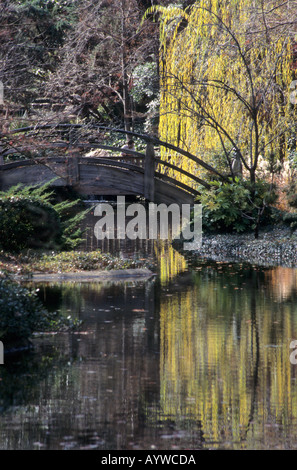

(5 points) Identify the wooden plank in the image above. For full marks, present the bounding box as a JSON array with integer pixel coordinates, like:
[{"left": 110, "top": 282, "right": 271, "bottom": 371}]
[
  {"left": 154, "top": 179, "right": 195, "bottom": 205},
  {"left": 80, "top": 158, "right": 144, "bottom": 173},
  {"left": 1, "top": 160, "right": 35, "bottom": 170},
  {"left": 78, "top": 165, "right": 144, "bottom": 195},
  {"left": 1, "top": 164, "right": 65, "bottom": 190}
]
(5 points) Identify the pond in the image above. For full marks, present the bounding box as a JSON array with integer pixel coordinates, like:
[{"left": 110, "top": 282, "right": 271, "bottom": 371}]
[{"left": 1, "top": 206, "right": 297, "bottom": 450}]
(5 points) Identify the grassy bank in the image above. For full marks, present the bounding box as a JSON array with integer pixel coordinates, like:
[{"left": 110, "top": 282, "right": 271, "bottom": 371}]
[{"left": 0, "top": 250, "right": 146, "bottom": 277}]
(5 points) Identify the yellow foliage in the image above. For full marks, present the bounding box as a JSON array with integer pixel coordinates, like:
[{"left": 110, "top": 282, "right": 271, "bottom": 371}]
[{"left": 149, "top": 1, "right": 297, "bottom": 187}]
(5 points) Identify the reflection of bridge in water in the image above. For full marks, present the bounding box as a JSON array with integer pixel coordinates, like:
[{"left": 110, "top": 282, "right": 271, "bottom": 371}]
[{"left": 0, "top": 135, "right": 204, "bottom": 205}]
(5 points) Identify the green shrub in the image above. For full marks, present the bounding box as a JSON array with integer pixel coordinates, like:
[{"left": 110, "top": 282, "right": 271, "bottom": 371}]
[
  {"left": 0, "top": 278, "right": 49, "bottom": 343},
  {"left": 282, "top": 212, "right": 297, "bottom": 233},
  {"left": 0, "top": 196, "right": 62, "bottom": 252},
  {"left": 0, "top": 277, "right": 81, "bottom": 345},
  {"left": 0, "top": 182, "right": 89, "bottom": 252},
  {"left": 285, "top": 180, "right": 297, "bottom": 210},
  {"left": 199, "top": 177, "right": 277, "bottom": 235}
]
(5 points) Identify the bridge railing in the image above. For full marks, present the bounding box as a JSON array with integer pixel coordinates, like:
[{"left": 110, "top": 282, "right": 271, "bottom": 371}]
[
  {"left": 0, "top": 125, "right": 207, "bottom": 201},
  {"left": 73, "top": 142, "right": 203, "bottom": 200}
]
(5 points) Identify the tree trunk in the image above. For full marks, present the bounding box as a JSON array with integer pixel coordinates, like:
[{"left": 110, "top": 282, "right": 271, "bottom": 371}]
[{"left": 121, "top": 0, "right": 132, "bottom": 133}]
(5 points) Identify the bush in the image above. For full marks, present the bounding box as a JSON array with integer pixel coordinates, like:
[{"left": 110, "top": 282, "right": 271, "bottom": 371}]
[
  {"left": 0, "top": 196, "right": 62, "bottom": 252},
  {"left": 285, "top": 180, "right": 297, "bottom": 210},
  {"left": 0, "top": 182, "right": 89, "bottom": 252},
  {"left": 0, "top": 277, "right": 81, "bottom": 346},
  {"left": 282, "top": 212, "right": 297, "bottom": 233},
  {"left": 199, "top": 177, "right": 277, "bottom": 235},
  {"left": 0, "top": 278, "right": 49, "bottom": 344}
]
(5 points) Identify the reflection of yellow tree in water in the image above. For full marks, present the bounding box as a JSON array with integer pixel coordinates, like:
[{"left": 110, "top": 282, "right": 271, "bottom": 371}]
[
  {"left": 159, "top": 267, "right": 297, "bottom": 448},
  {"left": 154, "top": 241, "right": 188, "bottom": 286}
]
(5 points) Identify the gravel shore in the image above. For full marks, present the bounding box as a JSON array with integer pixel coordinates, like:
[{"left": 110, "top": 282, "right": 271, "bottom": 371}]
[{"left": 191, "top": 226, "right": 297, "bottom": 267}]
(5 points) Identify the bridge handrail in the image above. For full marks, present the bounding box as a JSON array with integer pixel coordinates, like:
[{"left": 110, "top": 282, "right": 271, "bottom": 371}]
[
  {"left": 1, "top": 126, "right": 209, "bottom": 197},
  {"left": 80, "top": 157, "right": 145, "bottom": 173},
  {"left": 154, "top": 170, "right": 201, "bottom": 197},
  {"left": 81, "top": 156, "right": 201, "bottom": 196},
  {"left": 5, "top": 123, "right": 225, "bottom": 179},
  {"left": 82, "top": 155, "right": 206, "bottom": 189},
  {"left": 0, "top": 159, "right": 36, "bottom": 170},
  {"left": 0, "top": 153, "right": 202, "bottom": 197},
  {"left": 155, "top": 157, "right": 210, "bottom": 189}
]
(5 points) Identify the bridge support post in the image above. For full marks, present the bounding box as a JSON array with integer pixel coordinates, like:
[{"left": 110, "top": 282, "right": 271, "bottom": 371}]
[
  {"left": 67, "top": 152, "right": 80, "bottom": 186},
  {"left": 144, "top": 142, "right": 155, "bottom": 202},
  {"left": 0, "top": 147, "right": 3, "bottom": 190}
]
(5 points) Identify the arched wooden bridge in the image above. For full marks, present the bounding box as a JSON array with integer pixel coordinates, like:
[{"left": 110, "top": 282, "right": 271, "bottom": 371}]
[{"left": 0, "top": 140, "right": 205, "bottom": 205}]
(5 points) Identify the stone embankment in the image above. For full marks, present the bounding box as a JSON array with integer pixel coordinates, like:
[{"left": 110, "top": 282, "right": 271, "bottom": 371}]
[{"left": 193, "top": 226, "right": 297, "bottom": 267}]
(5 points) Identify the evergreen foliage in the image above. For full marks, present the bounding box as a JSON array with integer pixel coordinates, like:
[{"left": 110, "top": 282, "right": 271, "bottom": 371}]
[
  {"left": 0, "top": 181, "right": 88, "bottom": 252},
  {"left": 0, "top": 277, "right": 80, "bottom": 344},
  {"left": 0, "top": 278, "right": 48, "bottom": 343}
]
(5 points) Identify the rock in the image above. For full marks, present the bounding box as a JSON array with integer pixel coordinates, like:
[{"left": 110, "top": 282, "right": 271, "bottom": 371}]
[{"left": 191, "top": 226, "right": 297, "bottom": 267}]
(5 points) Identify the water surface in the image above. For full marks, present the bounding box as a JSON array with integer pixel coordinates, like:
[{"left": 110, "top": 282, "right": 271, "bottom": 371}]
[{"left": 1, "top": 219, "right": 297, "bottom": 449}]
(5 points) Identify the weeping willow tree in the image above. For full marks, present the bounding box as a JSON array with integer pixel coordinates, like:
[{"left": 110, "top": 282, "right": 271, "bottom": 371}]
[{"left": 146, "top": 0, "right": 297, "bottom": 186}]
